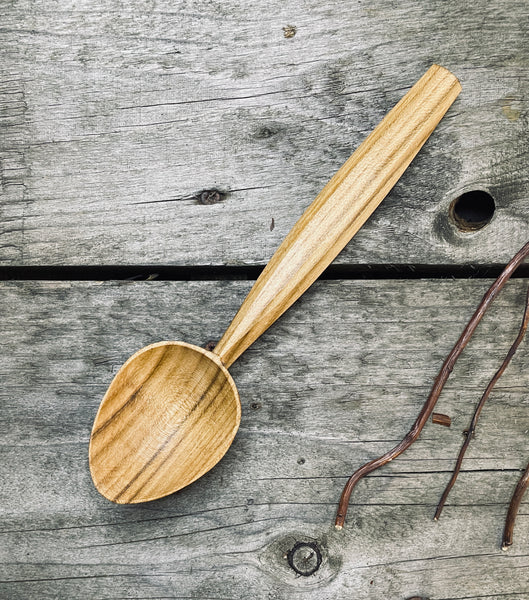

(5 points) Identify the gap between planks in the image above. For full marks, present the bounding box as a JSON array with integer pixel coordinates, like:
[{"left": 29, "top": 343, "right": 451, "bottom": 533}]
[{"left": 3, "top": 263, "right": 529, "bottom": 281}]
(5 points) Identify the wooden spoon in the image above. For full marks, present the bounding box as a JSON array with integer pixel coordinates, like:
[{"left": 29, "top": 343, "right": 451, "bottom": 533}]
[{"left": 89, "top": 65, "right": 461, "bottom": 503}]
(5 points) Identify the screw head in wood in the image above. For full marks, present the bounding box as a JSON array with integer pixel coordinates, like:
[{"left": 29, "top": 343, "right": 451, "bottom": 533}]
[{"left": 286, "top": 541, "right": 322, "bottom": 576}]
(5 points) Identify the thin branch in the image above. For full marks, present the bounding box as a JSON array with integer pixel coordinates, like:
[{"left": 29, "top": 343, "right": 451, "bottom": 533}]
[
  {"left": 335, "top": 240, "right": 529, "bottom": 530},
  {"left": 503, "top": 463, "right": 529, "bottom": 550},
  {"left": 435, "top": 286, "right": 529, "bottom": 521}
]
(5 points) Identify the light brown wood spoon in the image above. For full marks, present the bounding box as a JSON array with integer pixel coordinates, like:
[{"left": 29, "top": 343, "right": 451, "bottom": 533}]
[{"left": 89, "top": 65, "right": 461, "bottom": 503}]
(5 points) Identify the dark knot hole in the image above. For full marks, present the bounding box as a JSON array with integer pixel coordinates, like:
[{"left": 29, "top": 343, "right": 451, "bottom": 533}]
[{"left": 449, "top": 190, "right": 495, "bottom": 232}]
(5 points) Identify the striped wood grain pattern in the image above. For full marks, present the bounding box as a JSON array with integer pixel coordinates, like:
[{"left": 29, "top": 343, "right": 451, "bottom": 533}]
[
  {"left": 215, "top": 65, "right": 461, "bottom": 367},
  {"left": 89, "top": 342, "right": 240, "bottom": 503}
]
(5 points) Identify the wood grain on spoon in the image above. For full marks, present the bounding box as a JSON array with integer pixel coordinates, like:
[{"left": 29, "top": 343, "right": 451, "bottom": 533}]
[
  {"left": 89, "top": 65, "right": 461, "bottom": 504},
  {"left": 214, "top": 65, "right": 462, "bottom": 367},
  {"left": 89, "top": 342, "right": 239, "bottom": 503}
]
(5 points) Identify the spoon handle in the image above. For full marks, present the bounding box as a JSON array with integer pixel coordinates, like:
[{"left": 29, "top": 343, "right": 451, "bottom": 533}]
[{"left": 214, "top": 64, "right": 461, "bottom": 368}]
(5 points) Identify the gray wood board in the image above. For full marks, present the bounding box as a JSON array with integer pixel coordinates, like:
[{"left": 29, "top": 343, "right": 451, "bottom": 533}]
[
  {"left": 1, "top": 0, "right": 529, "bottom": 267},
  {"left": 2, "top": 278, "right": 529, "bottom": 599}
]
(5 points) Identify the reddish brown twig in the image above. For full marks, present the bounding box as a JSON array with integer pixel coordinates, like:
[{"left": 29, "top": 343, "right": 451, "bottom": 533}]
[
  {"left": 335, "top": 240, "right": 529, "bottom": 530},
  {"left": 503, "top": 463, "right": 529, "bottom": 550},
  {"left": 435, "top": 286, "right": 529, "bottom": 521}
]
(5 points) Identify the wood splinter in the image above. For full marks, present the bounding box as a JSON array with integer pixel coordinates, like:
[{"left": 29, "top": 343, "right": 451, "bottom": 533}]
[
  {"left": 335, "top": 240, "right": 529, "bottom": 530},
  {"left": 432, "top": 413, "right": 452, "bottom": 427}
]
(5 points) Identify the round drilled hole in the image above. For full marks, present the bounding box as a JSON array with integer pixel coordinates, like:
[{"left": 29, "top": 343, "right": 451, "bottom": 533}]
[{"left": 449, "top": 190, "right": 495, "bottom": 232}]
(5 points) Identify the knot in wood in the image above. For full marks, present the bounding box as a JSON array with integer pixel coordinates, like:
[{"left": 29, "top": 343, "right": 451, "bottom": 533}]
[
  {"left": 197, "top": 189, "right": 224, "bottom": 205},
  {"left": 287, "top": 541, "right": 322, "bottom": 576},
  {"left": 282, "top": 24, "right": 297, "bottom": 38}
]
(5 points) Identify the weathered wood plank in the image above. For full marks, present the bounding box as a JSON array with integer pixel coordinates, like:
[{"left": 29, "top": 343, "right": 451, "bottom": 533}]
[
  {"left": 2, "top": 279, "right": 529, "bottom": 598},
  {"left": 1, "top": 1, "right": 528, "bottom": 267}
]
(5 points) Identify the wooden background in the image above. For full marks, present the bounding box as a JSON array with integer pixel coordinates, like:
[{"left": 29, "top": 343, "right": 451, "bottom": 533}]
[{"left": 1, "top": 1, "right": 529, "bottom": 598}]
